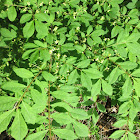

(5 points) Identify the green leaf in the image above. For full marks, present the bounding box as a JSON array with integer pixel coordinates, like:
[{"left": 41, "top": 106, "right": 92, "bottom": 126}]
[
  {"left": 11, "top": 110, "right": 28, "bottom": 140},
  {"left": 13, "top": 67, "right": 34, "bottom": 78},
  {"left": 127, "top": 131, "right": 136, "bottom": 140},
  {"left": 51, "top": 102, "right": 72, "bottom": 112},
  {"left": 8, "top": 6, "right": 17, "bottom": 21},
  {"left": 92, "top": 108, "right": 99, "bottom": 125},
  {"left": 109, "top": 130, "right": 126, "bottom": 139},
  {"left": 23, "top": 20, "right": 35, "bottom": 38},
  {"left": 42, "top": 71, "right": 56, "bottom": 82},
  {"left": 111, "top": 25, "right": 120, "bottom": 38},
  {"left": 40, "top": 49, "right": 50, "bottom": 61},
  {"left": 113, "top": 120, "right": 127, "bottom": 128},
  {"left": 126, "top": 42, "right": 140, "bottom": 55},
  {"left": 68, "top": 69, "right": 78, "bottom": 84},
  {"left": 21, "top": 101, "right": 36, "bottom": 124},
  {"left": 51, "top": 113, "right": 73, "bottom": 125},
  {"left": 134, "top": 78, "right": 140, "bottom": 97},
  {"left": 87, "top": 25, "right": 93, "bottom": 35},
  {"left": 81, "top": 72, "right": 92, "bottom": 90},
  {"left": 102, "top": 80, "right": 113, "bottom": 96},
  {"left": 83, "top": 68, "right": 103, "bottom": 79},
  {"left": 87, "top": 37, "right": 94, "bottom": 46},
  {"left": 97, "top": 103, "right": 106, "bottom": 112},
  {"left": 20, "top": 14, "right": 32, "bottom": 24},
  {"left": 1, "top": 81, "right": 26, "bottom": 92},
  {"left": 34, "top": 40, "right": 45, "bottom": 47},
  {"left": 122, "top": 77, "right": 132, "bottom": 96},
  {"left": 52, "top": 91, "right": 79, "bottom": 106},
  {"left": 0, "top": 109, "right": 14, "bottom": 133},
  {"left": 117, "top": 61, "right": 137, "bottom": 70},
  {"left": 53, "top": 129, "right": 77, "bottom": 140},
  {"left": 132, "top": 69, "right": 140, "bottom": 77},
  {"left": 73, "top": 121, "right": 89, "bottom": 137},
  {"left": 30, "top": 50, "right": 39, "bottom": 63},
  {"left": 22, "top": 49, "right": 36, "bottom": 60},
  {"left": 30, "top": 89, "right": 47, "bottom": 106},
  {"left": 35, "top": 13, "right": 47, "bottom": 21},
  {"left": 35, "top": 20, "right": 48, "bottom": 37},
  {"left": 77, "top": 59, "right": 90, "bottom": 68},
  {"left": 129, "top": 105, "right": 138, "bottom": 121},
  {"left": 70, "top": 108, "right": 89, "bottom": 120},
  {"left": 108, "top": 67, "right": 123, "bottom": 84},
  {"left": 0, "top": 28, "right": 16, "bottom": 38},
  {"left": 26, "top": 130, "right": 47, "bottom": 140},
  {"left": 91, "top": 80, "right": 101, "bottom": 96},
  {"left": 118, "top": 101, "right": 130, "bottom": 114},
  {"left": 0, "top": 96, "right": 18, "bottom": 111},
  {"left": 58, "top": 33, "right": 66, "bottom": 45}
]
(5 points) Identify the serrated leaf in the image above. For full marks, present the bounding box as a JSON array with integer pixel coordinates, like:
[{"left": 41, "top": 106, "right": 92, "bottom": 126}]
[
  {"left": 113, "top": 120, "right": 127, "bottom": 128},
  {"left": 8, "top": 6, "right": 17, "bottom": 21},
  {"left": 0, "top": 109, "right": 14, "bottom": 133},
  {"left": 68, "top": 69, "right": 78, "bottom": 84},
  {"left": 23, "top": 20, "right": 35, "bottom": 38},
  {"left": 20, "top": 14, "right": 32, "bottom": 24},
  {"left": 11, "top": 110, "right": 28, "bottom": 140},
  {"left": 0, "top": 96, "right": 18, "bottom": 111},
  {"left": 132, "top": 69, "right": 140, "bottom": 77},
  {"left": 109, "top": 130, "right": 126, "bottom": 139},
  {"left": 73, "top": 121, "right": 89, "bottom": 137},
  {"left": 1, "top": 81, "right": 26, "bottom": 92},
  {"left": 53, "top": 129, "right": 77, "bottom": 140},
  {"left": 42, "top": 71, "right": 56, "bottom": 82},
  {"left": 13, "top": 68, "right": 34, "bottom": 78},
  {"left": 81, "top": 72, "right": 92, "bottom": 90},
  {"left": 134, "top": 78, "right": 140, "bottom": 97},
  {"left": 70, "top": 108, "right": 89, "bottom": 120},
  {"left": 91, "top": 80, "right": 101, "bottom": 96},
  {"left": 21, "top": 101, "right": 36, "bottom": 124},
  {"left": 51, "top": 113, "right": 73, "bottom": 125},
  {"left": 97, "top": 103, "right": 106, "bottom": 112},
  {"left": 102, "top": 80, "right": 113, "bottom": 96},
  {"left": 26, "top": 130, "right": 47, "bottom": 140}
]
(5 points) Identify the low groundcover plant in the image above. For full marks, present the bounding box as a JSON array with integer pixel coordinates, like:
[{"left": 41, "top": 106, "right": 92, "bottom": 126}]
[{"left": 0, "top": 0, "right": 140, "bottom": 139}]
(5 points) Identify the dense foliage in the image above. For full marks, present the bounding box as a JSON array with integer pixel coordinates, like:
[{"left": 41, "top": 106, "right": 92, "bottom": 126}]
[{"left": 0, "top": 0, "right": 140, "bottom": 139}]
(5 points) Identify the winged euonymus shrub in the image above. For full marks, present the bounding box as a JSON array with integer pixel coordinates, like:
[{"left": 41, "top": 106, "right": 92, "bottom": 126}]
[{"left": 0, "top": 0, "right": 140, "bottom": 139}]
